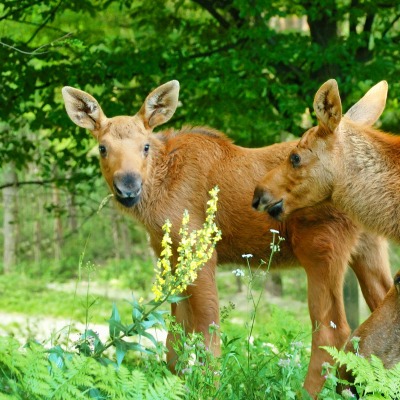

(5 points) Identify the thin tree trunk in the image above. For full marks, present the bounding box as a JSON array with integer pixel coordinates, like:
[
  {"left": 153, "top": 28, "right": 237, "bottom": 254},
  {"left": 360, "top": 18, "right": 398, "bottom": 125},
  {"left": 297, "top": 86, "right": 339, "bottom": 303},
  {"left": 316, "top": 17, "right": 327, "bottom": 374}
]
[
  {"left": 111, "top": 210, "right": 121, "bottom": 260},
  {"left": 3, "top": 162, "right": 18, "bottom": 273},
  {"left": 344, "top": 268, "right": 359, "bottom": 330},
  {"left": 120, "top": 216, "right": 132, "bottom": 259},
  {"left": 52, "top": 184, "right": 63, "bottom": 262},
  {"left": 265, "top": 272, "right": 283, "bottom": 297},
  {"left": 34, "top": 196, "right": 42, "bottom": 264},
  {"left": 67, "top": 191, "right": 78, "bottom": 232}
]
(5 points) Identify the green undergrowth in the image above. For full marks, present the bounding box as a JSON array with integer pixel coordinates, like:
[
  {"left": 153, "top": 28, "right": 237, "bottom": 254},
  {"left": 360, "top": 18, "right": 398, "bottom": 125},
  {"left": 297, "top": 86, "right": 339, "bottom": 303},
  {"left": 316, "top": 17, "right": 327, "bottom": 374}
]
[
  {"left": 1, "top": 188, "right": 398, "bottom": 399},
  {"left": 0, "top": 274, "right": 133, "bottom": 325},
  {"left": 0, "top": 336, "right": 184, "bottom": 400},
  {"left": 322, "top": 346, "right": 400, "bottom": 399}
]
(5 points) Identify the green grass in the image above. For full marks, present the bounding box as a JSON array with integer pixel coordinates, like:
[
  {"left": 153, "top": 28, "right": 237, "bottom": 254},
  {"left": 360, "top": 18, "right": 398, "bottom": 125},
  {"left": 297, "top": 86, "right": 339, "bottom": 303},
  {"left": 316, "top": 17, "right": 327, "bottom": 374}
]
[
  {"left": 5, "top": 257, "right": 398, "bottom": 399},
  {"left": 0, "top": 274, "right": 134, "bottom": 324},
  {"left": 0, "top": 264, "right": 311, "bottom": 335}
]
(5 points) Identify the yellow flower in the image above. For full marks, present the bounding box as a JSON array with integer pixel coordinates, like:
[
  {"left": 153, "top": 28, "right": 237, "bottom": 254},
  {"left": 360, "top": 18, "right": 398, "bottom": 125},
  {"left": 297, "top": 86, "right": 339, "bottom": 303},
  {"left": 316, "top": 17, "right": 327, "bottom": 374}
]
[{"left": 151, "top": 186, "right": 221, "bottom": 302}]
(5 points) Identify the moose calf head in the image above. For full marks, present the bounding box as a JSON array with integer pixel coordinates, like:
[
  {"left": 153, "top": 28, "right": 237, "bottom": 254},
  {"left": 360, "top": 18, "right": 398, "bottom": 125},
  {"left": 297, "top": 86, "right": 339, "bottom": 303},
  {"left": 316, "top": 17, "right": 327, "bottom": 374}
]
[
  {"left": 253, "top": 80, "right": 388, "bottom": 220},
  {"left": 62, "top": 81, "right": 180, "bottom": 207}
]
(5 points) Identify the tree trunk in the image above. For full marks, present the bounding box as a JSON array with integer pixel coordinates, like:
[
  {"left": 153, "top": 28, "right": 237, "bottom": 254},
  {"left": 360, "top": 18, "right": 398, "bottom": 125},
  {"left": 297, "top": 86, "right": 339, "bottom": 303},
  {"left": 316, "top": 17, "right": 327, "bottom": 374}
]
[
  {"left": 265, "top": 272, "right": 283, "bottom": 297},
  {"left": 344, "top": 268, "right": 359, "bottom": 331},
  {"left": 3, "top": 163, "right": 18, "bottom": 273},
  {"left": 111, "top": 210, "right": 121, "bottom": 260},
  {"left": 303, "top": 0, "right": 339, "bottom": 80},
  {"left": 67, "top": 192, "right": 78, "bottom": 232},
  {"left": 34, "top": 217, "right": 41, "bottom": 264},
  {"left": 120, "top": 216, "right": 133, "bottom": 259},
  {"left": 52, "top": 185, "right": 63, "bottom": 263}
]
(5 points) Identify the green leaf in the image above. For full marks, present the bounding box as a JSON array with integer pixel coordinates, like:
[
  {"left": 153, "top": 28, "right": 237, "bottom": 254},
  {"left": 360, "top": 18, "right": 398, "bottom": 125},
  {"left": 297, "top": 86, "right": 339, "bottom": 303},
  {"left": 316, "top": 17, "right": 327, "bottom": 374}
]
[
  {"left": 166, "top": 294, "right": 188, "bottom": 304},
  {"left": 149, "top": 310, "right": 167, "bottom": 330},
  {"left": 115, "top": 339, "right": 127, "bottom": 366},
  {"left": 109, "top": 303, "right": 123, "bottom": 339},
  {"left": 139, "top": 330, "right": 159, "bottom": 347},
  {"left": 132, "top": 304, "right": 143, "bottom": 321}
]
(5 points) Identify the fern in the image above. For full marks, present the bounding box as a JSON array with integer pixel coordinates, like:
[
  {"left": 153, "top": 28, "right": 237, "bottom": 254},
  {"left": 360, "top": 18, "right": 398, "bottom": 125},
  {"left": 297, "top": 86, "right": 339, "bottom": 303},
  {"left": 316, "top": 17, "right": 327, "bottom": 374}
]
[
  {"left": 0, "top": 337, "right": 185, "bottom": 400},
  {"left": 127, "top": 369, "right": 147, "bottom": 399},
  {"left": 145, "top": 375, "right": 186, "bottom": 400},
  {"left": 325, "top": 346, "right": 400, "bottom": 399},
  {"left": 49, "top": 355, "right": 95, "bottom": 399}
]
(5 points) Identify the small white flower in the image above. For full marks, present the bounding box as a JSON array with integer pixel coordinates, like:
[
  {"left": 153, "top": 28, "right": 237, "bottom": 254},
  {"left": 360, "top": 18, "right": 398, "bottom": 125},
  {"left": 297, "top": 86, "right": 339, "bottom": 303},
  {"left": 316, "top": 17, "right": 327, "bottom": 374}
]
[
  {"left": 241, "top": 253, "right": 253, "bottom": 258},
  {"left": 270, "top": 229, "right": 279, "bottom": 234},
  {"left": 209, "top": 321, "right": 220, "bottom": 329},
  {"left": 263, "top": 342, "right": 279, "bottom": 354},
  {"left": 291, "top": 341, "right": 303, "bottom": 349},
  {"left": 270, "top": 243, "right": 280, "bottom": 251},
  {"left": 278, "top": 358, "right": 291, "bottom": 368},
  {"left": 341, "top": 388, "right": 356, "bottom": 398},
  {"left": 330, "top": 321, "right": 337, "bottom": 329},
  {"left": 188, "top": 352, "right": 196, "bottom": 366},
  {"left": 232, "top": 269, "right": 245, "bottom": 277}
]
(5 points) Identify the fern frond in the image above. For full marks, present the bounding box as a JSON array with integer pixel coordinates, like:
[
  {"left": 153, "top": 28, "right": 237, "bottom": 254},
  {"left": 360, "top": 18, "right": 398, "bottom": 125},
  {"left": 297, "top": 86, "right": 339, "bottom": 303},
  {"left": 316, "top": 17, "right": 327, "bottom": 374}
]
[
  {"left": 128, "top": 369, "right": 147, "bottom": 399},
  {"left": 145, "top": 375, "right": 185, "bottom": 400},
  {"left": 21, "top": 342, "right": 53, "bottom": 398},
  {"left": 325, "top": 346, "right": 400, "bottom": 399}
]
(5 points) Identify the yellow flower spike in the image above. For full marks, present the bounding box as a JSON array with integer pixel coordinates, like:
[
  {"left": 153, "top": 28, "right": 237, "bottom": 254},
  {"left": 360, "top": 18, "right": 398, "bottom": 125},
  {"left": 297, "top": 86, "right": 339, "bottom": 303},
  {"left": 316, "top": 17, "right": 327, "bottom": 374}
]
[{"left": 151, "top": 186, "right": 222, "bottom": 303}]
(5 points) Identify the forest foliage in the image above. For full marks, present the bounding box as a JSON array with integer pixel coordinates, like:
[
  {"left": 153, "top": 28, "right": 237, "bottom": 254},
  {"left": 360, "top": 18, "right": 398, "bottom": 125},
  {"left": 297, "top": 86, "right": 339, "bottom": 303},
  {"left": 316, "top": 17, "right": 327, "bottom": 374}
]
[
  {"left": 2, "top": 0, "right": 400, "bottom": 178},
  {"left": 1, "top": 2, "right": 400, "bottom": 398},
  {"left": 2, "top": 0, "right": 400, "bottom": 269}
]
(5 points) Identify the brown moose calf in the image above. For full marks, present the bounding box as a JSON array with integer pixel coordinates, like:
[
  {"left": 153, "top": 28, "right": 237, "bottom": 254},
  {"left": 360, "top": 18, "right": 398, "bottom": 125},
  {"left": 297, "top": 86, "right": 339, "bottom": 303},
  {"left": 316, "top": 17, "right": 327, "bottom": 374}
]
[
  {"left": 61, "top": 80, "right": 392, "bottom": 397},
  {"left": 337, "top": 271, "right": 400, "bottom": 395},
  {"left": 345, "top": 270, "right": 400, "bottom": 368}
]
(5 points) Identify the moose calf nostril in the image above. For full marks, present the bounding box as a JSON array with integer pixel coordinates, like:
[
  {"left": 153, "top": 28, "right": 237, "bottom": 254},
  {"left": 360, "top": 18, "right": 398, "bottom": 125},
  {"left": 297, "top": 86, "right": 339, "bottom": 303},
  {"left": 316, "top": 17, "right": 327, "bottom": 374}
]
[
  {"left": 113, "top": 183, "right": 123, "bottom": 196},
  {"left": 268, "top": 200, "right": 283, "bottom": 220},
  {"left": 113, "top": 173, "right": 142, "bottom": 200},
  {"left": 252, "top": 195, "right": 261, "bottom": 210}
]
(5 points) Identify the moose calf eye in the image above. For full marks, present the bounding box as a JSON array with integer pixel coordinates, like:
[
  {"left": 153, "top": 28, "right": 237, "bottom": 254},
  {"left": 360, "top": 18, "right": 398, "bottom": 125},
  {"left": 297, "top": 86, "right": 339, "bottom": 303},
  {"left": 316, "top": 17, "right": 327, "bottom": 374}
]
[
  {"left": 99, "top": 145, "right": 107, "bottom": 157},
  {"left": 290, "top": 153, "right": 301, "bottom": 167},
  {"left": 144, "top": 143, "right": 150, "bottom": 154}
]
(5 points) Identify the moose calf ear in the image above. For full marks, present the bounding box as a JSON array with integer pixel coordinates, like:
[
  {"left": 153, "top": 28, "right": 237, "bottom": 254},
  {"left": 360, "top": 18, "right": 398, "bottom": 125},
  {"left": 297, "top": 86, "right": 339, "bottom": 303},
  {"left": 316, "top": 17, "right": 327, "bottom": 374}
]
[
  {"left": 345, "top": 81, "right": 388, "bottom": 126},
  {"left": 62, "top": 87, "right": 106, "bottom": 131},
  {"left": 138, "top": 80, "right": 180, "bottom": 129},
  {"left": 313, "top": 79, "right": 342, "bottom": 132}
]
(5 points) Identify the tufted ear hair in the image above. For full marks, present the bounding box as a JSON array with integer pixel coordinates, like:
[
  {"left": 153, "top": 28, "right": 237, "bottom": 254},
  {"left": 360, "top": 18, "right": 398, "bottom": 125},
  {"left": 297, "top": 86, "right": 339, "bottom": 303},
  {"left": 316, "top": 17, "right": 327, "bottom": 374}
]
[
  {"left": 62, "top": 87, "right": 107, "bottom": 131},
  {"left": 345, "top": 81, "right": 388, "bottom": 126},
  {"left": 138, "top": 80, "right": 180, "bottom": 129},
  {"left": 313, "top": 79, "right": 342, "bottom": 132}
]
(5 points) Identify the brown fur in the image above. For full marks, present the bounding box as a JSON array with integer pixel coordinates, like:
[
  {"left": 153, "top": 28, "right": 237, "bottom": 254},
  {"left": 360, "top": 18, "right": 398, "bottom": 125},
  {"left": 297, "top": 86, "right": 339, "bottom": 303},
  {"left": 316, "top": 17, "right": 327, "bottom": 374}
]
[
  {"left": 62, "top": 81, "right": 392, "bottom": 397},
  {"left": 339, "top": 271, "right": 400, "bottom": 390},
  {"left": 254, "top": 80, "right": 400, "bottom": 242}
]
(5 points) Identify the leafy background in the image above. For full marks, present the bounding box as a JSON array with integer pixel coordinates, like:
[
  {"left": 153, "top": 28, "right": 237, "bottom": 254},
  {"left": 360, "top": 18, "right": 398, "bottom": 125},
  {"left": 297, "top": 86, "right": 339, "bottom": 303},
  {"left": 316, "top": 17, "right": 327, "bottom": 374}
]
[{"left": 1, "top": 1, "right": 400, "bottom": 398}]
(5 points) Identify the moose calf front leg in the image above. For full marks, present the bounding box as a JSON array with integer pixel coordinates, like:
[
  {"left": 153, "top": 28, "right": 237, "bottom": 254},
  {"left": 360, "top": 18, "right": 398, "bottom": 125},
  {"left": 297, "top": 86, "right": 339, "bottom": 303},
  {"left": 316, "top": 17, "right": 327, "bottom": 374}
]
[
  {"left": 304, "top": 266, "right": 351, "bottom": 398},
  {"left": 349, "top": 233, "right": 392, "bottom": 311},
  {"left": 166, "top": 255, "right": 220, "bottom": 371}
]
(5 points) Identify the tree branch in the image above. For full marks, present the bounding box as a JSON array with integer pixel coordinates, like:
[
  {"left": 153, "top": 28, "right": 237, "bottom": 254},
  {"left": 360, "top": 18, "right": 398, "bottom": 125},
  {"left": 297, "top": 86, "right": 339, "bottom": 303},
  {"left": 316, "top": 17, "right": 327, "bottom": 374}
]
[
  {"left": 26, "top": 0, "right": 65, "bottom": 45},
  {"left": 0, "top": 0, "right": 44, "bottom": 22},
  {"left": 0, "top": 175, "right": 87, "bottom": 190},
  {"left": 363, "top": 13, "right": 375, "bottom": 35},
  {"left": 2, "top": 18, "right": 66, "bottom": 33},
  {"left": 349, "top": 0, "right": 359, "bottom": 34},
  {"left": 186, "top": 38, "right": 247, "bottom": 59},
  {"left": 191, "top": 0, "right": 230, "bottom": 29},
  {"left": 0, "top": 32, "right": 73, "bottom": 56},
  {"left": 354, "top": 13, "right": 375, "bottom": 62},
  {"left": 382, "top": 13, "right": 400, "bottom": 38}
]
